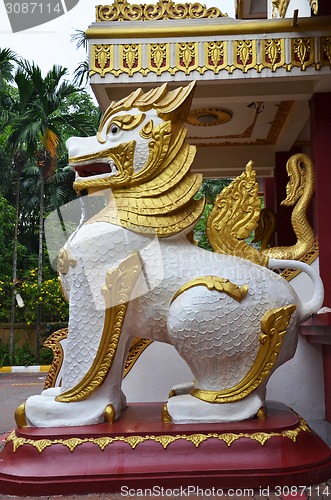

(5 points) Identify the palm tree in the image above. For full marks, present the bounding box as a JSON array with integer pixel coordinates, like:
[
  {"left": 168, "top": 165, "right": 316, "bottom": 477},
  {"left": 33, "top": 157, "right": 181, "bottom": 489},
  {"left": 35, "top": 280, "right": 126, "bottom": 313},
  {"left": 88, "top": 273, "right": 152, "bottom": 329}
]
[
  {"left": 6, "top": 61, "right": 95, "bottom": 360},
  {"left": 71, "top": 29, "right": 90, "bottom": 87}
]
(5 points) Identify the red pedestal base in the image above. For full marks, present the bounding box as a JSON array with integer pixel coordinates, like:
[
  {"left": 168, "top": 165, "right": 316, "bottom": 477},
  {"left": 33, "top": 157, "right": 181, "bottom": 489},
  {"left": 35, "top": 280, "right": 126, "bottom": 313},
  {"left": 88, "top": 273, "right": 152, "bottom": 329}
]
[{"left": 0, "top": 401, "right": 331, "bottom": 496}]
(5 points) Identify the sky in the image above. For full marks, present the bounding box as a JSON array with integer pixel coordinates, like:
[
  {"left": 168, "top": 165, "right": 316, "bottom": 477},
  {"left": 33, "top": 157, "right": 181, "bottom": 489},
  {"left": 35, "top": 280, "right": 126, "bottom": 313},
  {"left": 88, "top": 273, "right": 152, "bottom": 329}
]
[{"left": 0, "top": 0, "right": 234, "bottom": 83}]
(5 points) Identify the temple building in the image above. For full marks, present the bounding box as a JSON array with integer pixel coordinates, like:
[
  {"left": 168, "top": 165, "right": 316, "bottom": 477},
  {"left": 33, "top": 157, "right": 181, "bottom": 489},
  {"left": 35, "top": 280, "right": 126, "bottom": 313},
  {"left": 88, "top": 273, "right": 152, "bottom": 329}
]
[{"left": 85, "top": 0, "right": 331, "bottom": 426}]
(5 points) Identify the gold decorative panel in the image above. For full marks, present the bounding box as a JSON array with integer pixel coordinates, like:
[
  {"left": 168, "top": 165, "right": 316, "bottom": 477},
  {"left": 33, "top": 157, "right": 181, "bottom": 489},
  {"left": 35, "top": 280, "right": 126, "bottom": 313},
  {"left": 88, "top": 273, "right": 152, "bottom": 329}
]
[
  {"left": 119, "top": 43, "right": 142, "bottom": 76},
  {"left": 290, "top": 38, "right": 315, "bottom": 71},
  {"left": 175, "top": 42, "right": 199, "bottom": 75},
  {"left": 90, "top": 36, "right": 329, "bottom": 78},
  {"left": 91, "top": 44, "right": 114, "bottom": 77},
  {"left": 204, "top": 41, "right": 228, "bottom": 74},
  {"left": 148, "top": 43, "right": 170, "bottom": 75},
  {"left": 262, "top": 38, "right": 285, "bottom": 72}
]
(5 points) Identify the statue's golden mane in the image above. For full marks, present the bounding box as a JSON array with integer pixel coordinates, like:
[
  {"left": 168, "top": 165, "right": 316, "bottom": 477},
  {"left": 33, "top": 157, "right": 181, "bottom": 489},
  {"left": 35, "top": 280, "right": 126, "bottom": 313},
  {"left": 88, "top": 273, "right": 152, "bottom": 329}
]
[{"left": 85, "top": 82, "right": 205, "bottom": 237}]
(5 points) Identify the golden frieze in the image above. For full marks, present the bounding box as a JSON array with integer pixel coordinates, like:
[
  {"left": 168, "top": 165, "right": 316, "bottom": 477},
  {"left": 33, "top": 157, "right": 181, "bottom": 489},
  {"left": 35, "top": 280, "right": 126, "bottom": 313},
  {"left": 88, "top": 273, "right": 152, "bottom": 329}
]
[
  {"left": 186, "top": 108, "right": 232, "bottom": 127},
  {"left": 96, "top": 0, "right": 227, "bottom": 22}
]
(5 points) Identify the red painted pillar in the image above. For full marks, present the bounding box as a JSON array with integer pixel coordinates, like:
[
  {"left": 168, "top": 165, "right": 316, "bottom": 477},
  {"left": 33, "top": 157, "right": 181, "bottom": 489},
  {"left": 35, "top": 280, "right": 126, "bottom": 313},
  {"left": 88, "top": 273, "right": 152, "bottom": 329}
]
[
  {"left": 310, "top": 92, "right": 331, "bottom": 421},
  {"left": 316, "top": 1, "right": 331, "bottom": 15},
  {"left": 263, "top": 177, "right": 275, "bottom": 212}
]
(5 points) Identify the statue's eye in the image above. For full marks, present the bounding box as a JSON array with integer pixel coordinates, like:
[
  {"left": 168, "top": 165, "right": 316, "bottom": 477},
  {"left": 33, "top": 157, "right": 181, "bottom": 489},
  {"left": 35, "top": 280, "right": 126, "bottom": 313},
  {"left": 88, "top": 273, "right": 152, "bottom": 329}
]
[{"left": 110, "top": 124, "right": 119, "bottom": 134}]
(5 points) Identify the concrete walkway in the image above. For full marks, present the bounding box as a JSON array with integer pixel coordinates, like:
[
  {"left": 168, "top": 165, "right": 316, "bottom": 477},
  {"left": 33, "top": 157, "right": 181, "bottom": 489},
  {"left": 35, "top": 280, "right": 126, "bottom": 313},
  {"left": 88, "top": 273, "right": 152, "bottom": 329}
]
[{"left": 0, "top": 373, "right": 330, "bottom": 500}]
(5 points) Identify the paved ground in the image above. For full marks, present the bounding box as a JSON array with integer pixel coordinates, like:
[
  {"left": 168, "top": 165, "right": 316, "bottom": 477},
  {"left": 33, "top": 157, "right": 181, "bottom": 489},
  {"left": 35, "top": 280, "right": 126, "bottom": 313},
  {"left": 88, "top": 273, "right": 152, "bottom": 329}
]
[{"left": 0, "top": 373, "right": 330, "bottom": 500}]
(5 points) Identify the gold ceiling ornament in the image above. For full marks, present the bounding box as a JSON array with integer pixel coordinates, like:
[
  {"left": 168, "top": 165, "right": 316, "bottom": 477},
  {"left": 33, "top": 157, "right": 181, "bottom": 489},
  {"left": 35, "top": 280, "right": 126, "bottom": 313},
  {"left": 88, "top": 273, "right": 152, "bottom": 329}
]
[
  {"left": 206, "top": 161, "right": 269, "bottom": 268},
  {"left": 262, "top": 154, "right": 315, "bottom": 261},
  {"left": 186, "top": 108, "right": 232, "bottom": 127},
  {"left": 6, "top": 412, "right": 310, "bottom": 453},
  {"left": 171, "top": 276, "right": 248, "bottom": 304},
  {"left": 55, "top": 253, "right": 143, "bottom": 403},
  {"left": 95, "top": 0, "right": 227, "bottom": 22},
  {"left": 191, "top": 304, "right": 296, "bottom": 404}
]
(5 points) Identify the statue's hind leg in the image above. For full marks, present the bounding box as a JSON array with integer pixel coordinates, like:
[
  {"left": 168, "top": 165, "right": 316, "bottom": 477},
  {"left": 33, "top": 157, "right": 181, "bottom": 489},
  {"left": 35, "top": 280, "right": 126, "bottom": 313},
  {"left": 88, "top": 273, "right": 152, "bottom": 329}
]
[{"left": 165, "top": 278, "right": 297, "bottom": 424}]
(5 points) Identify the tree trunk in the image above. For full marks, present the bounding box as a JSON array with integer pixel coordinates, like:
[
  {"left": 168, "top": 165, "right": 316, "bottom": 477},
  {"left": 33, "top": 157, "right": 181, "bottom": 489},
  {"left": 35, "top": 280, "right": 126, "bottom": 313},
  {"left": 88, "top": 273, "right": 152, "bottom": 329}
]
[
  {"left": 9, "top": 152, "right": 25, "bottom": 364},
  {"left": 36, "top": 157, "right": 46, "bottom": 363}
]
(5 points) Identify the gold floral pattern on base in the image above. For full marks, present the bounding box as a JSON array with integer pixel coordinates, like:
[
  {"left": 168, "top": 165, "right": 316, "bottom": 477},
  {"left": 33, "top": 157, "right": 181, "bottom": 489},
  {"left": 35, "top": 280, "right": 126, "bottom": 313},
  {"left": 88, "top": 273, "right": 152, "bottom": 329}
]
[{"left": 5, "top": 415, "right": 310, "bottom": 453}]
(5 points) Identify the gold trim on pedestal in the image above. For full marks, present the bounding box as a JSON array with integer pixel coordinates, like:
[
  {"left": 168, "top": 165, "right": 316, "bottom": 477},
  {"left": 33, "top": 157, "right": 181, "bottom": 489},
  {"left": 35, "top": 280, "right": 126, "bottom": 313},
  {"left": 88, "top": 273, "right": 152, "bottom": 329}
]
[{"left": 5, "top": 414, "right": 311, "bottom": 453}]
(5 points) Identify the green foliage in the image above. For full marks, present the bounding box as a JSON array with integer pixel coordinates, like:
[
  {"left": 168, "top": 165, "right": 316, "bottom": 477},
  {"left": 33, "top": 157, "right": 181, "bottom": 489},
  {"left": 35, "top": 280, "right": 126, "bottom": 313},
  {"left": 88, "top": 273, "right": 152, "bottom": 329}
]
[
  {"left": 0, "top": 339, "right": 53, "bottom": 367},
  {"left": 193, "top": 178, "right": 232, "bottom": 251}
]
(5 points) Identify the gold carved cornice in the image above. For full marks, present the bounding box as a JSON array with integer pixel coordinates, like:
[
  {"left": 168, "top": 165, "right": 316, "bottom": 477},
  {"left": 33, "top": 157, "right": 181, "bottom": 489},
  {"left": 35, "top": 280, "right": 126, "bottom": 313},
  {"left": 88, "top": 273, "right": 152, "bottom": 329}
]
[
  {"left": 87, "top": 16, "right": 331, "bottom": 39},
  {"left": 96, "top": 0, "right": 227, "bottom": 22}
]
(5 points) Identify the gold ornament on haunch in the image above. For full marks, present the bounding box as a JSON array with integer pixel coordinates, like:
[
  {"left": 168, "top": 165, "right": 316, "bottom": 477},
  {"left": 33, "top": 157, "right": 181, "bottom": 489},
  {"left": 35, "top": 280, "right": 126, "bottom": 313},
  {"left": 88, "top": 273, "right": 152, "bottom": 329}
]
[
  {"left": 55, "top": 252, "right": 143, "bottom": 403},
  {"left": 6, "top": 414, "right": 310, "bottom": 453},
  {"left": 191, "top": 304, "right": 296, "bottom": 404},
  {"left": 172, "top": 276, "right": 248, "bottom": 304},
  {"left": 72, "top": 82, "right": 205, "bottom": 238}
]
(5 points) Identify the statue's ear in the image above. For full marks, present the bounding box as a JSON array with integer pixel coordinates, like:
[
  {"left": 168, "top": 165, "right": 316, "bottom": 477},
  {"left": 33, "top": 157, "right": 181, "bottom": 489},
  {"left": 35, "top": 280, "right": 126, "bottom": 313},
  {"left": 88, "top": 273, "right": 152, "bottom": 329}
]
[{"left": 156, "top": 81, "right": 196, "bottom": 123}]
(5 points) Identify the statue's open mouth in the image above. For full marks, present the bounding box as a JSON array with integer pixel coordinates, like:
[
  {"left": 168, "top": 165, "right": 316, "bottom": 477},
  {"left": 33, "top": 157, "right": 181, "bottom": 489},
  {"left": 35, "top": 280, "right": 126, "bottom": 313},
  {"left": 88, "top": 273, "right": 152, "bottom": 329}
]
[{"left": 71, "top": 159, "right": 118, "bottom": 180}]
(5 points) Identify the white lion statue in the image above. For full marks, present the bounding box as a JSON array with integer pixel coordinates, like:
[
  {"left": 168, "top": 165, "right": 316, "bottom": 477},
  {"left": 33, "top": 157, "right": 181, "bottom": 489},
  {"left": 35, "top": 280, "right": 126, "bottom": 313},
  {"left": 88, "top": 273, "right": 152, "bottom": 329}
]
[{"left": 19, "top": 82, "right": 323, "bottom": 428}]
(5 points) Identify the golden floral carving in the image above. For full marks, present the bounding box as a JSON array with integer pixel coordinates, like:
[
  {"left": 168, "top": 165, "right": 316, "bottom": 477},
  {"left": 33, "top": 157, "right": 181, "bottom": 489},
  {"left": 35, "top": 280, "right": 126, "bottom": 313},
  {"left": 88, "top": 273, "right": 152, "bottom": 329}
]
[
  {"left": 5, "top": 415, "right": 311, "bottom": 453},
  {"left": 206, "top": 161, "right": 268, "bottom": 267},
  {"left": 233, "top": 40, "right": 257, "bottom": 73},
  {"left": 176, "top": 42, "right": 198, "bottom": 74},
  {"left": 262, "top": 38, "right": 285, "bottom": 72},
  {"left": 92, "top": 44, "right": 113, "bottom": 77},
  {"left": 148, "top": 43, "right": 170, "bottom": 75},
  {"left": 96, "top": 0, "right": 227, "bottom": 22},
  {"left": 291, "top": 38, "right": 314, "bottom": 70},
  {"left": 120, "top": 44, "right": 142, "bottom": 76},
  {"left": 204, "top": 41, "right": 227, "bottom": 73}
]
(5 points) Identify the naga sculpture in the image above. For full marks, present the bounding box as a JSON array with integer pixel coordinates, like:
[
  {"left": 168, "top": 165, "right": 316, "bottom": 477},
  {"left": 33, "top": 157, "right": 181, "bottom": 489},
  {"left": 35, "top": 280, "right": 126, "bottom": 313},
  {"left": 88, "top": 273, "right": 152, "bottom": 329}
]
[{"left": 19, "top": 82, "right": 323, "bottom": 428}]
